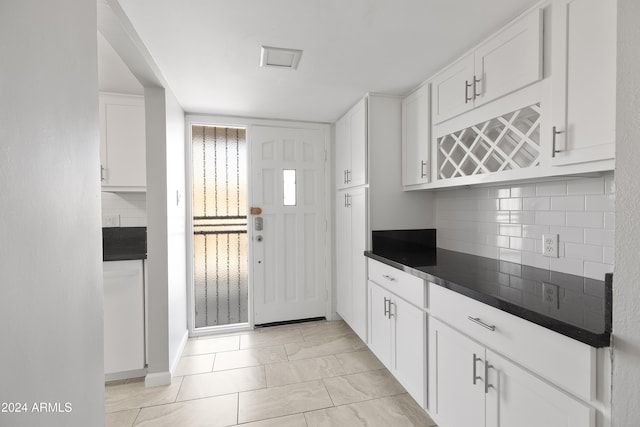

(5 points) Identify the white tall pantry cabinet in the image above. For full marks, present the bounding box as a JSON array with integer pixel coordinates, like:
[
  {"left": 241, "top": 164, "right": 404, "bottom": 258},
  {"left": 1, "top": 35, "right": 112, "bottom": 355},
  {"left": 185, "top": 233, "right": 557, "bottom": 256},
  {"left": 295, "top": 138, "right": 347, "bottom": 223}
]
[{"left": 334, "top": 94, "right": 433, "bottom": 343}]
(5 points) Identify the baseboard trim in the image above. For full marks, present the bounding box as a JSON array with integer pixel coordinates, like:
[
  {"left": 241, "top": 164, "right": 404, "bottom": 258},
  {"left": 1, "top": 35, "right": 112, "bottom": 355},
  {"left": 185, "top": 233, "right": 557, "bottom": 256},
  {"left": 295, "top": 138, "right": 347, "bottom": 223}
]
[
  {"left": 170, "top": 329, "right": 189, "bottom": 377},
  {"left": 105, "top": 368, "right": 147, "bottom": 383}
]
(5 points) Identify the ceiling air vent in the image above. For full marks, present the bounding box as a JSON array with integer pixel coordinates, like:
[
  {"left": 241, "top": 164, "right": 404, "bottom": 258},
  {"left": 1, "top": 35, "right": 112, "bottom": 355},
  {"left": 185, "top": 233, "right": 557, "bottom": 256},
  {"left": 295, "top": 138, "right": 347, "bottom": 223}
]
[{"left": 260, "top": 46, "right": 303, "bottom": 70}]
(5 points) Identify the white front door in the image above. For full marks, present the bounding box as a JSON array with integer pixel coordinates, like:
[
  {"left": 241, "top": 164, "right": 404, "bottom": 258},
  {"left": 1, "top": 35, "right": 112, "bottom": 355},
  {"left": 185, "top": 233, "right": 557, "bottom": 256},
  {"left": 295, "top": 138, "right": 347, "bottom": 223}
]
[{"left": 250, "top": 125, "right": 328, "bottom": 324}]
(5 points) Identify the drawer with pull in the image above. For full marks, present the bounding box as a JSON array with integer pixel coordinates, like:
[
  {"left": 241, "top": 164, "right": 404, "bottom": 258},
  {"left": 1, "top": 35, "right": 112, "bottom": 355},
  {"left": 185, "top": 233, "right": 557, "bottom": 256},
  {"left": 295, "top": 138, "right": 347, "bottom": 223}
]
[
  {"left": 429, "top": 283, "right": 596, "bottom": 401},
  {"left": 368, "top": 258, "right": 425, "bottom": 308}
]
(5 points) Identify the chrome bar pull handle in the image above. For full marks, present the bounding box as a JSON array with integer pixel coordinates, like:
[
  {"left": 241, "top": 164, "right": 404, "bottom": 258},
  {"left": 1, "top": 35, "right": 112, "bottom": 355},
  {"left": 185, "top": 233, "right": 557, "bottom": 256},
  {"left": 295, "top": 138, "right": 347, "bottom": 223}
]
[
  {"left": 382, "top": 274, "right": 396, "bottom": 282},
  {"left": 388, "top": 301, "right": 394, "bottom": 319},
  {"left": 100, "top": 165, "right": 105, "bottom": 182},
  {"left": 485, "top": 360, "right": 495, "bottom": 394},
  {"left": 552, "top": 126, "right": 563, "bottom": 158},
  {"left": 420, "top": 160, "right": 427, "bottom": 178},
  {"left": 467, "top": 316, "right": 496, "bottom": 331},
  {"left": 383, "top": 297, "right": 390, "bottom": 317},
  {"left": 465, "top": 80, "right": 473, "bottom": 103},
  {"left": 473, "top": 75, "right": 481, "bottom": 98},
  {"left": 472, "top": 353, "right": 482, "bottom": 385},
  {"left": 347, "top": 169, "right": 351, "bottom": 183}
]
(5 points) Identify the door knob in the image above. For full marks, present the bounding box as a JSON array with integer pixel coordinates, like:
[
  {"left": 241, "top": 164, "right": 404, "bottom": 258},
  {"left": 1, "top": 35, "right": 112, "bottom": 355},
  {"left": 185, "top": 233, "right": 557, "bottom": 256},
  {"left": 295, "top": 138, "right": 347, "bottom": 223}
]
[{"left": 250, "top": 207, "right": 262, "bottom": 215}]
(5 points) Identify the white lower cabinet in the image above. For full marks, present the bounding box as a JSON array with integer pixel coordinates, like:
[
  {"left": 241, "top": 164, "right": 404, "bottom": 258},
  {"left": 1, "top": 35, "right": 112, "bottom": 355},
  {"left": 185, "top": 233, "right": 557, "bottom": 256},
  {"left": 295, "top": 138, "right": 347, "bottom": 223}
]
[
  {"left": 336, "top": 187, "right": 367, "bottom": 341},
  {"left": 429, "top": 317, "right": 595, "bottom": 427},
  {"left": 368, "top": 279, "right": 426, "bottom": 407},
  {"left": 103, "top": 260, "right": 145, "bottom": 379}
]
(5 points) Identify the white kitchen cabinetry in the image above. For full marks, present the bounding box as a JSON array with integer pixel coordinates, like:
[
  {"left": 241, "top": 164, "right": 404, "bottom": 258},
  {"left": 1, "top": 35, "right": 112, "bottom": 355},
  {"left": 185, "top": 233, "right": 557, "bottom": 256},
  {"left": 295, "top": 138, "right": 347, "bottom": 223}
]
[
  {"left": 429, "top": 318, "right": 594, "bottom": 427},
  {"left": 103, "top": 260, "right": 145, "bottom": 379},
  {"left": 367, "top": 260, "right": 426, "bottom": 407},
  {"left": 550, "top": 0, "right": 616, "bottom": 166},
  {"left": 402, "top": 84, "right": 431, "bottom": 186},
  {"left": 335, "top": 99, "right": 366, "bottom": 189},
  {"left": 429, "top": 283, "right": 597, "bottom": 427},
  {"left": 431, "top": 8, "right": 542, "bottom": 125},
  {"left": 335, "top": 187, "right": 367, "bottom": 341},
  {"left": 99, "top": 93, "right": 146, "bottom": 191}
]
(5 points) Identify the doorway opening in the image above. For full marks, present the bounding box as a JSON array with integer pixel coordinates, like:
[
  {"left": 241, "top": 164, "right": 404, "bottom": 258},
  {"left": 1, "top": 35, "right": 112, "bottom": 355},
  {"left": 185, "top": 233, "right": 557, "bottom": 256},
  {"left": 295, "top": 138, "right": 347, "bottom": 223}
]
[{"left": 191, "top": 125, "right": 248, "bottom": 329}]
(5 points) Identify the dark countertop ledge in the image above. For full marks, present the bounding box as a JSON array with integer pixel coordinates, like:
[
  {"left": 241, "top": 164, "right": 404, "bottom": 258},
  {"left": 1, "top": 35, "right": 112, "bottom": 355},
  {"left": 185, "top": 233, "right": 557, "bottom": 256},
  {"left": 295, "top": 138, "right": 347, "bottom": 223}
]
[{"left": 365, "top": 248, "right": 612, "bottom": 348}]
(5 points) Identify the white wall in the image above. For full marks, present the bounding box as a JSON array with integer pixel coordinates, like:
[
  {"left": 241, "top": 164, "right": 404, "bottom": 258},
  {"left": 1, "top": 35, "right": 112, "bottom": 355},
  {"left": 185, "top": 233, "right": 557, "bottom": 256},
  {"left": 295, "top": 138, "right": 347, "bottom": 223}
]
[
  {"left": 165, "top": 90, "right": 188, "bottom": 373},
  {"left": 435, "top": 173, "right": 615, "bottom": 281},
  {"left": 612, "top": 0, "right": 640, "bottom": 424},
  {"left": 98, "top": 31, "right": 144, "bottom": 95},
  {"left": 144, "top": 87, "right": 187, "bottom": 386},
  {"left": 0, "top": 0, "right": 104, "bottom": 425}
]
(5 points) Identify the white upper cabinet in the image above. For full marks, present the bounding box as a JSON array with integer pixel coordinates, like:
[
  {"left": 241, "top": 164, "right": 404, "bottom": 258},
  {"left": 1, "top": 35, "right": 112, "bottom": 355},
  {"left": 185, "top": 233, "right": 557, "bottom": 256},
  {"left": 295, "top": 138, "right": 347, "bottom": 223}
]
[
  {"left": 431, "top": 54, "right": 475, "bottom": 125},
  {"left": 402, "top": 84, "right": 431, "bottom": 186},
  {"left": 474, "top": 9, "right": 543, "bottom": 108},
  {"left": 335, "top": 99, "right": 367, "bottom": 189},
  {"left": 431, "top": 8, "right": 543, "bottom": 125},
  {"left": 99, "top": 93, "right": 146, "bottom": 191},
  {"left": 550, "top": 0, "right": 616, "bottom": 166}
]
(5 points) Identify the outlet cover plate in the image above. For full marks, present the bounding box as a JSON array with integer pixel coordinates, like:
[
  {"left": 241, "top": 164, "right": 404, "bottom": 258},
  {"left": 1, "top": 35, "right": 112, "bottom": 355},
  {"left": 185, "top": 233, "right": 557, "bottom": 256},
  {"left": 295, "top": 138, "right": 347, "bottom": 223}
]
[
  {"left": 542, "top": 233, "right": 559, "bottom": 258},
  {"left": 102, "top": 214, "right": 121, "bottom": 228}
]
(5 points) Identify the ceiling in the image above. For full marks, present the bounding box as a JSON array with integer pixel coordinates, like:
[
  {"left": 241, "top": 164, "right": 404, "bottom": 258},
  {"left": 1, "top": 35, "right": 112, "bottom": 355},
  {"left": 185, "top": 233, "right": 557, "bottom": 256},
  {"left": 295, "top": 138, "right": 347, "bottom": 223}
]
[{"left": 116, "top": 0, "right": 538, "bottom": 123}]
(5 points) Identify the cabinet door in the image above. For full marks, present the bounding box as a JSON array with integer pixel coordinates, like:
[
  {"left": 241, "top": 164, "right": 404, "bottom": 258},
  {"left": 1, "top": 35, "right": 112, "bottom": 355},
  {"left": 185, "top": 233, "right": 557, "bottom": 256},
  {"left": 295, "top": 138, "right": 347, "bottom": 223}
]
[
  {"left": 429, "top": 318, "right": 485, "bottom": 427},
  {"left": 368, "top": 281, "right": 392, "bottom": 368},
  {"left": 431, "top": 54, "right": 474, "bottom": 124},
  {"left": 551, "top": 0, "right": 616, "bottom": 166},
  {"left": 335, "top": 191, "right": 352, "bottom": 325},
  {"left": 392, "top": 297, "right": 426, "bottom": 407},
  {"left": 335, "top": 115, "right": 350, "bottom": 189},
  {"left": 402, "top": 85, "right": 430, "bottom": 186},
  {"left": 349, "top": 187, "right": 368, "bottom": 341},
  {"left": 474, "top": 8, "right": 542, "bottom": 107},
  {"left": 349, "top": 99, "right": 367, "bottom": 187},
  {"left": 100, "top": 95, "right": 146, "bottom": 189},
  {"left": 103, "top": 260, "right": 145, "bottom": 374},
  {"left": 485, "top": 350, "right": 595, "bottom": 427}
]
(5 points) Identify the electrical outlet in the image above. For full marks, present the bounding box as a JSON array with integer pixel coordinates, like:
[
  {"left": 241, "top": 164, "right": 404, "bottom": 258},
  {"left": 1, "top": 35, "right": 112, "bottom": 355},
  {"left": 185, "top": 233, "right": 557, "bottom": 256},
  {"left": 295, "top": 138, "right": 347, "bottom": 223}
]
[
  {"left": 542, "top": 282, "right": 559, "bottom": 308},
  {"left": 102, "top": 214, "right": 121, "bottom": 228},
  {"left": 542, "top": 233, "right": 559, "bottom": 258}
]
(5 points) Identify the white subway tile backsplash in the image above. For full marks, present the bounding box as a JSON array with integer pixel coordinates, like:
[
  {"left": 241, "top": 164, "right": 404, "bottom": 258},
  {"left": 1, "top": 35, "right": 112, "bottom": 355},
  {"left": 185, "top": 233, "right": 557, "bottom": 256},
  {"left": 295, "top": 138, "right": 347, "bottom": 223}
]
[
  {"left": 521, "top": 251, "right": 550, "bottom": 270},
  {"left": 564, "top": 243, "right": 603, "bottom": 262},
  {"left": 549, "top": 226, "right": 585, "bottom": 244},
  {"left": 567, "top": 177, "right": 604, "bottom": 195},
  {"left": 536, "top": 181, "right": 567, "bottom": 196},
  {"left": 522, "top": 224, "right": 550, "bottom": 239},
  {"left": 499, "top": 248, "right": 522, "bottom": 264},
  {"left": 605, "top": 174, "right": 615, "bottom": 194},
  {"left": 101, "top": 192, "right": 147, "bottom": 226},
  {"left": 585, "top": 195, "right": 615, "bottom": 212},
  {"left": 523, "top": 197, "right": 550, "bottom": 211},
  {"left": 583, "top": 261, "right": 614, "bottom": 281},
  {"left": 435, "top": 173, "right": 615, "bottom": 279},
  {"left": 603, "top": 247, "right": 615, "bottom": 265},
  {"left": 566, "top": 212, "right": 603, "bottom": 229},
  {"left": 549, "top": 257, "right": 584, "bottom": 276},
  {"left": 510, "top": 237, "right": 536, "bottom": 252},
  {"left": 584, "top": 229, "right": 614, "bottom": 247},
  {"left": 534, "top": 211, "right": 566, "bottom": 226},
  {"left": 510, "top": 211, "right": 535, "bottom": 225},
  {"left": 604, "top": 212, "right": 615, "bottom": 230},
  {"left": 550, "top": 196, "right": 585, "bottom": 211},
  {"left": 499, "top": 198, "right": 523, "bottom": 211},
  {"left": 488, "top": 187, "right": 511, "bottom": 198},
  {"left": 499, "top": 224, "right": 522, "bottom": 237},
  {"left": 510, "top": 185, "right": 536, "bottom": 198}
]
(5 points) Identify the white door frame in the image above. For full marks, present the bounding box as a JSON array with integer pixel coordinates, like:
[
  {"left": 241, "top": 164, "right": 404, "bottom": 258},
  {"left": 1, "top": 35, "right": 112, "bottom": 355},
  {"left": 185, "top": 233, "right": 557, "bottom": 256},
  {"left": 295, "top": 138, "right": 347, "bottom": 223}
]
[{"left": 185, "top": 114, "right": 332, "bottom": 337}]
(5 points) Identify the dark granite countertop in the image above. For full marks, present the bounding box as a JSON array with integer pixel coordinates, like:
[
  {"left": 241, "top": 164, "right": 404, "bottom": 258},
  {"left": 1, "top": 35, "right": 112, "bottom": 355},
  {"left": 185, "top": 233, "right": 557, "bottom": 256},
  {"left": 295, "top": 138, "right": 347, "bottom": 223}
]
[
  {"left": 366, "top": 230, "right": 612, "bottom": 348},
  {"left": 103, "top": 227, "right": 147, "bottom": 261}
]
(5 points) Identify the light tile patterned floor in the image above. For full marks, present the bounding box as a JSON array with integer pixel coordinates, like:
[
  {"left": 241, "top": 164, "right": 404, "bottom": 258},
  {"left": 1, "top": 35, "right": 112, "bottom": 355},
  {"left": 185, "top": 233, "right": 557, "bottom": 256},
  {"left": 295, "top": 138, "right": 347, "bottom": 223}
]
[{"left": 105, "top": 320, "right": 438, "bottom": 427}]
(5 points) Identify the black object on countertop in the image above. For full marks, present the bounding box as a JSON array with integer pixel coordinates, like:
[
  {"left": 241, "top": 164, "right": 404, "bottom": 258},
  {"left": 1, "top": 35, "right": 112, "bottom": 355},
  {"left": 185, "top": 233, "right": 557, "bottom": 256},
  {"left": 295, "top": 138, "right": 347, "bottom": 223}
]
[
  {"left": 103, "top": 227, "right": 147, "bottom": 261},
  {"left": 367, "top": 230, "right": 611, "bottom": 348}
]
